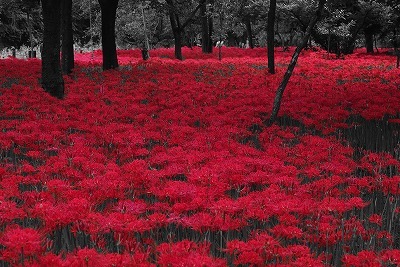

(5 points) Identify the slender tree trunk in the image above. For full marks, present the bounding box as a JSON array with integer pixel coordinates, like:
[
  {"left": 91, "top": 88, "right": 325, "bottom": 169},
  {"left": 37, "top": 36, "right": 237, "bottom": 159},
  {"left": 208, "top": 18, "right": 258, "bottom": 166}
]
[
  {"left": 207, "top": 0, "right": 213, "bottom": 52},
  {"left": 365, "top": 30, "right": 374, "bottom": 53},
  {"left": 41, "top": 0, "right": 64, "bottom": 99},
  {"left": 267, "top": 0, "right": 276, "bottom": 74},
  {"left": 394, "top": 28, "right": 399, "bottom": 68},
  {"left": 200, "top": 0, "right": 213, "bottom": 53},
  {"left": 245, "top": 16, "right": 254, "bottom": 49},
  {"left": 200, "top": 1, "right": 209, "bottom": 53},
  {"left": 141, "top": 6, "right": 150, "bottom": 60},
  {"left": 27, "top": 12, "right": 35, "bottom": 57},
  {"left": 61, "top": 0, "right": 74, "bottom": 74},
  {"left": 98, "top": 0, "right": 119, "bottom": 70},
  {"left": 268, "top": 0, "right": 326, "bottom": 125}
]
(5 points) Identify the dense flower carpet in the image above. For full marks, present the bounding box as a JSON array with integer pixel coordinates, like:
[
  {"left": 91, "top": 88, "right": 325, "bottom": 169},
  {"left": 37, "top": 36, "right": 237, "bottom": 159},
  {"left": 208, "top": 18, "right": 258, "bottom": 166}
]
[{"left": 0, "top": 47, "right": 400, "bottom": 266}]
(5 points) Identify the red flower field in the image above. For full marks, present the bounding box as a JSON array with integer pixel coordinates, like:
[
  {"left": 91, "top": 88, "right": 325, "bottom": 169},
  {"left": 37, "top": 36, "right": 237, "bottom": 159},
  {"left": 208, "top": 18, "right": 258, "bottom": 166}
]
[{"left": 0, "top": 47, "right": 400, "bottom": 266}]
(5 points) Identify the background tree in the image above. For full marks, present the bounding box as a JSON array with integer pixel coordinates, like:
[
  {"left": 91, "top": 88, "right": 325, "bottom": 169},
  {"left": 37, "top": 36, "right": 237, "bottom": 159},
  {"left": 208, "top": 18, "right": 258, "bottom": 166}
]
[
  {"left": 200, "top": 0, "right": 213, "bottom": 53},
  {"left": 41, "top": 0, "right": 64, "bottom": 99},
  {"left": 165, "top": 0, "right": 205, "bottom": 60},
  {"left": 98, "top": 0, "right": 119, "bottom": 70},
  {"left": 267, "top": 0, "right": 276, "bottom": 74},
  {"left": 61, "top": 0, "right": 74, "bottom": 74}
]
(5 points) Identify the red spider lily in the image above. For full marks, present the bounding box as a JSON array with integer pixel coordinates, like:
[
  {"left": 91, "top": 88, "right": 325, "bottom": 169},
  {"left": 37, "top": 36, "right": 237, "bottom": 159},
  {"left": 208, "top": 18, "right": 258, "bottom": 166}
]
[
  {"left": 1, "top": 47, "right": 400, "bottom": 265},
  {"left": 30, "top": 253, "right": 63, "bottom": 267},
  {"left": 381, "top": 249, "right": 400, "bottom": 266},
  {"left": 0, "top": 226, "right": 43, "bottom": 265},
  {"left": 62, "top": 248, "right": 153, "bottom": 267},
  {"left": 157, "top": 240, "right": 225, "bottom": 267},
  {"left": 368, "top": 214, "right": 383, "bottom": 227},
  {"left": 342, "top": 250, "right": 380, "bottom": 267},
  {"left": 0, "top": 201, "right": 25, "bottom": 225},
  {"left": 226, "top": 232, "right": 281, "bottom": 265},
  {"left": 270, "top": 224, "right": 303, "bottom": 239}
]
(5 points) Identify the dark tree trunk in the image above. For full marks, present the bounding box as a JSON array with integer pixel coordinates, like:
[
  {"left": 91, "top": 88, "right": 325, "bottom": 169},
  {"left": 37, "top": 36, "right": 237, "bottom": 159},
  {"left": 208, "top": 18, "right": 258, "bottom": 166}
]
[
  {"left": 61, "top": 0, "right": 74, "bottom": 74},
  {"left": 245, "top": 16, "right": 254, "bottom": 49},
  {"left": 207, "top": 0, "right": 214, "bottom": 52},
  {"left": 166, "top": 0, "right": 205, "bottom": 60},
  {"left": 41, "top": 0, "right": 64, "bottom": 99},
  {"left": 268, "top": 0, "right": 326, "bottom": 125},
  {"left": 173, "top": 27, "right": 183, "bottom": 60},
  {"left": 394, "top": 28, "right": 400, "bottom": 68},
  {"left": 98, "top": 0, "right": 119, "bottom": 70},
  {"left": 200, "top": 2, "right": 210, "bottom": 53},
  {"left": 267, "top": 0, "right": 276, "bottom": 74},
  {"left": 166, "top": 0, "right": 183, "bottom": 60},
  {"left": 365, "top": 30, "right": 374, "bottom": 53}
]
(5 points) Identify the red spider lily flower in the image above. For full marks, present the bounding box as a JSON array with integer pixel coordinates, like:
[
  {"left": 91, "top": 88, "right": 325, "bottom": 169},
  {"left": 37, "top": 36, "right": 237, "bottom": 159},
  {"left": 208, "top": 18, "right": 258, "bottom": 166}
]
[
  {"left": 63, "top": 249, "right": 154, "bottom": 267},
  {"left": 0, "top": 200, "right": 25, "bottom": 225},
  {"left": 368, "top": 214, "right": 383, "bottom": 227},
  {"left": 342, "top": 250, "right": 380, "bottom": 267},
  {"left": 270, "top": 224, "right": 303, "bottom": 239},
  {"left": 0, "top": 226, "right": 43, "bottom": 264},
  {"left": 157, "top": 240, "right": 225, "bottom": 267},
  {"left": 381, "top": 249, "right": 400, "bottom": 266}
]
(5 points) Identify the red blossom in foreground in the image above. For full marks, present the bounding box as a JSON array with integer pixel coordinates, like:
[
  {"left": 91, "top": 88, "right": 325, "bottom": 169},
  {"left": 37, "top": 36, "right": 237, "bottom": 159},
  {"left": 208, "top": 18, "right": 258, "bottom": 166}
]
[
  {"left": 157, "top": 240, "right": 225, "bottom": 267},
  {"left": 342, "top": 250, "right": 380, "bottom": 267},
  {"left": 0, "top": 226, "right": 43, "bottom": 264}
]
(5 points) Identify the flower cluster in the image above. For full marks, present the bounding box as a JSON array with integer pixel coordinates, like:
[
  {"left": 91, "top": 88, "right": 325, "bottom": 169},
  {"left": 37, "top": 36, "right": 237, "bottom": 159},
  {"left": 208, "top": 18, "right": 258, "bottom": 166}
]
[{"left": 0, "top": 47, "right": 399, "bottom": 266}]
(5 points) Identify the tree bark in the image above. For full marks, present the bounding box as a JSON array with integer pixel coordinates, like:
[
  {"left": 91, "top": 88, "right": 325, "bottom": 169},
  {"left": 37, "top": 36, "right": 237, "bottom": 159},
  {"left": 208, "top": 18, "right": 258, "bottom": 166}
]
[
  {"left": 166, "top": 0, "right": 183, "bottom": 60},
  {"left": 394, "top": 28, "right": 400, "bottom": 68},
  {"left": 207, "top": 0, "right": 214, "bottom": 52},
  {"left": 245, "top": 16, "right": 253, "bottom": 49},
  {"left": 41, "top": 0, "right": 64, "bottom": 99},
  {"left": 365, "top": 30, "right": 374, "bottom": 53},
  {"left": 267, "top": 0, "right": 276, "bottom": 74},
  {"left": 173, "top": 25, "right": 183, "bottom": 60},
  {"left": 268, "top": 0, "right": 326, "bottom": 125},
  {"left": 141, "top": 6, "right": 150, "bottom": 60},
  {"left": 200, "top": 1, "right": 210, "bottom": 53},
  {"left": 61, "top": 0, "right": 74, "bottom": 74},
  {"left": 200, "top": 0, "right": 213, "bottom": 53},
  {"left": 98, "top": 0, "right": 119, "bottom": 70}
]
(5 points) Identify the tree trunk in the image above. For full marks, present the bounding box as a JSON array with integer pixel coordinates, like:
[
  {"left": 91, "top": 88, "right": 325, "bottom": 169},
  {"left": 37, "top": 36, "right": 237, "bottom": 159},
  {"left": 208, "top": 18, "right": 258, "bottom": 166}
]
[
  {"left": 166, "top": 0, "right": 205, "bottom": 60},
  {"left": 245, "top": 16, "right": 254, "bottom": 49},
  {"left": 166, "top": 0, "right": 183, "bottom": 60},
  {"left": 268, "top": 0, "right": 326, "bottom": 125},
  {"left": 200, "top": 0, "right": 213, "bottom": 53},
  {"left": 27, "top": 12, "right": 35, "bottom": 57},
  {"left": 200, "top": 1, "right": 209, "bottom": 53},
  {"left": 98, "top": 0, "right": 119, "bottom": 70},
  {"left": 141, "top": 6, "right": 150, "bottom": 60},
  {"left": 394, "top": 28, "right": 400, "bottom": 68},
  {"left": 267, "top": 0, "right": 276, "bottom": 74},
  {"left": 173, "top": 27, "right": 183, "bottom": 60},
  {"left": 207, "top": 0, "right": 213, "bottom": 52},
  {"left": 365, "top": 30, "right": 374, "bottom": 53},
  {"left": 41, "top": 0, "right": 64, "bottom": 99},
  {"left": 61, "top": 0, "right": 74, "bottom": 74}
]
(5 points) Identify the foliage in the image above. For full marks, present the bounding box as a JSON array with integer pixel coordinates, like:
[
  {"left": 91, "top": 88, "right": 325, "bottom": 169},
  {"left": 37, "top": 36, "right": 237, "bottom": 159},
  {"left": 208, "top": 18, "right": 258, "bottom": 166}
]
[
  {"left": 0, "top": 0, "right": 42, "bottom": 48},
  {"left": 1, "top": 0, "right": 399, "bottom": 52}
]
